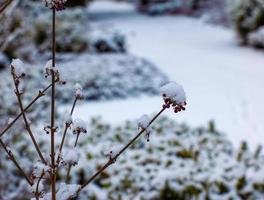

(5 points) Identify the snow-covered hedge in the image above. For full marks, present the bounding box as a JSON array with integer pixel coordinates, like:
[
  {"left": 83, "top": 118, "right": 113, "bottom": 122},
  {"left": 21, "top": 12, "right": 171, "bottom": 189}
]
[
  {"left": 136, "top": 0, "right": 230, "bottom": 25},
  {"left": 1, "top": 117, "right": 264, "bottom": 199},
  {"left": 231, "top": 0, "right": 264, "bottom": 44},
  {"left": 0, "top": 0, "right": 127, "bottom": 66},
  {"left": 0, "top": 54, "right": 168, "bottom": 115}
]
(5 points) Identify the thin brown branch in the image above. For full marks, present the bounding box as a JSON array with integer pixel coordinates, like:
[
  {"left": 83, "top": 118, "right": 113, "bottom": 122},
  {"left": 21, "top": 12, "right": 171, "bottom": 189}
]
[
  {"left": 0, "top": 83, "right": 52, "bottom": 138},
  {"left": 35, "top": 170, "right": 45, "bottom": 200},
  {"left": 0, "top": 0, "right": 13, "bottom": 15},
  {"left": 78, "top": 107, "right": 166, "bottom": 193},
  {"left": 65, "top": 131, "right": 80, "bottom": 182},
  {"left": 0, "top": 138, "right": 32, "bottom": 185},
  {"left": 50, "top": 8, "right": 57, "bottom": 200},
  {"left": 11, "top": 67, "right": 46, "bottom": 164},
  {"left": 57, "top": 97, "right": 78, "bottom": 162}
]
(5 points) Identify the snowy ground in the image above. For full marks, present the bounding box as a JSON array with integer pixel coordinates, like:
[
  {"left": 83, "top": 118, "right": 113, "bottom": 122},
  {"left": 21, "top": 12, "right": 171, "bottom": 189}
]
[{"left": 65, "top": 1, "right": 264, "bottom": 148}]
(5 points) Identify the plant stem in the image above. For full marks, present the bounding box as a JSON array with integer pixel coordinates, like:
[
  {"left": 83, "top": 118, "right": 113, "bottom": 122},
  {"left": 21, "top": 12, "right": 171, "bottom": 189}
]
[
  {"left": 65, "top": 132, "right": 80, "bottom": 182},
  {"left": 0, "top": 0, "right": 13, "bottom": 14},
  {"left": 0, "top": 84, "right": 52, "bottom": 138},
  {"left": 56, "top": 97, "right": 78, "bottom": 168},
  {"left": 35, "top": 170, "right": 45, "bottom": 200},
  {"left": 0, "top": 139, "right": 32, "bottom": 185},
  {"left": 50, "top": 8, "right": 56, "bottom": 200},
  {"left": 78, "top": 107, "right": 166, "bottom": 193},
  {"left": 11, "top": 69, "right": 46, "bottom": 164}
]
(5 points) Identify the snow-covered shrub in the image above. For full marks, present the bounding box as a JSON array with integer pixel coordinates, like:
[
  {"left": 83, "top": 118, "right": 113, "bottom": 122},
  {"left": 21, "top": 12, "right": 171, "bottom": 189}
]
[
  {"left": 0, "top": 54, "right": 168, "bottom": 112},
  {"left": 0, "top": 2, "right": 35, "bottom": 61},
  {"left": 65, "top": 0, "right": 92, "bottom": 7},
  {"left": 33, "top": 8, "right": 88, "bottom": 53},
  {"left": 136, "top": 0, "right": 230, "bottom": 25},
  {"left": 90, "top": 28, "right": 126, "bottom": 53},
  {"left": 231, "top": 0, "right": 264, "bottom": 43},
  {"left": 2, "top": 116, "right": 264, "bottom": 199},
  {"left": 248, "top": 27, "right": 264, "bottom": 48}
]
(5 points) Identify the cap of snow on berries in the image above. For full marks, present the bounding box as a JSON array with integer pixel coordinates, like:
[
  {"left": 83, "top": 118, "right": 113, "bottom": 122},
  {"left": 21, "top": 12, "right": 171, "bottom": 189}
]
[
  {"left": 43, "top": 0, "right": 68, "bottom": 11},
  {"left": 75, "top": 83, "right": 84, "bottom": 100},
  {"left": 72, "top": 118, "right": 87, "bottom": 135},
  {"left": 11, "top": 58, "right": 26, "bottom": 77},
  {"left": 160, "top": 82, "right": 187, "bottom": 113}
]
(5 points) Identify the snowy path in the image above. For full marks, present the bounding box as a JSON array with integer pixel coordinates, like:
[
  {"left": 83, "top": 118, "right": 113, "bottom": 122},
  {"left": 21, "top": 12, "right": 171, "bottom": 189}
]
[{"left": 70, "top": 1, "right": 264, "bottom": 147}]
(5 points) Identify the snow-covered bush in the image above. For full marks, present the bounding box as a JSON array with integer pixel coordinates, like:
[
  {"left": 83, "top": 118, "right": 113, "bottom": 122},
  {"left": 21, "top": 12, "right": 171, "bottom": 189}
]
[
  {"left": 2, "top": 116, "right": 264, "bottom": 199},
  {"left": 248, "top": 27, "right": 264, "bottom": 48},
  {"left": 136, "top": 0, "right": 230, "bottom": 25},
  {"left": 0, "top": 1, "right": 35, "bottom": 61},
  {"left": 231, "top": 0, "right": 264, "bottom": 44},
  {"left": 0, "top": 54, "right": 168, "bottom": 112},
  {"left": 33, "top": 8, "right": 88, "bottom": 53},
  {"left": 90, "top": 28, "right": 126, "bottom": 53}
]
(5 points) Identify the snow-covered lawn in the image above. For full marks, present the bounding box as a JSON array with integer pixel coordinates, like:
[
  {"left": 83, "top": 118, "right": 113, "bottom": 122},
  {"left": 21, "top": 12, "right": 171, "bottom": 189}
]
[{"left": 68, "top": 1, "right": 264, "bottom": 148}]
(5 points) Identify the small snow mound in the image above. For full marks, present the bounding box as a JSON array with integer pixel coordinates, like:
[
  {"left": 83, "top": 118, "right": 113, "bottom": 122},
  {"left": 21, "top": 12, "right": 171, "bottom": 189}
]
[
  {"left": 11, "top": 58, "right": 25, "bottom": 76},
  {"left": 61, "top": 149, "right": 79, "bottom": 166},
  {"left": 160, "top": 82, "right": 186, "bottom": 104},
  {"left": 138, "top": 114, "right": 150, "bottom": 129},
  {"left": 72, "top": 118, "right": 87, "bottom": 134},
  {"left": 104, "top": 145, "right": 123, "bottom": 159}
]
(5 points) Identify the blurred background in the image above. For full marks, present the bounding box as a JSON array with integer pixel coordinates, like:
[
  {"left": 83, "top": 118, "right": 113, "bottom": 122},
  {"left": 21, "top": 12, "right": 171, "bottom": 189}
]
[{"left": 0, "top": 0, "right": 264, "bottom": 199}]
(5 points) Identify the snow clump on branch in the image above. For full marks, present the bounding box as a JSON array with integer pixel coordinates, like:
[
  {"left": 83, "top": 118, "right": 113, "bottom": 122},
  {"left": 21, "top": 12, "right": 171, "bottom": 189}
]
[{"left": 160, "top": 82, "right": 187, "bottom": 113}]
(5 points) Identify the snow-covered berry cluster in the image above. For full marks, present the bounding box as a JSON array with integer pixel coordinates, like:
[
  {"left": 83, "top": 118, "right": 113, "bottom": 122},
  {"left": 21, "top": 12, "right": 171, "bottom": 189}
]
[
  {"left": 160, "top": 82, "right": 187, "bottom": 113},
  {"left": 64, "top": 113, "right": 73, "bottom": 126},
  {"left": 138, "top": 114, "right": 152, "bottom": 142},
  {"left": 75, "top": 83, "right": 84, "bottom": 100},
  {"left": 72, "top": 118, "right": 87, "bottom": 135},
  {"left": 43, "top": 0, "right": 68, "bottom": 11},
  {"left": 61, "top": 149, "right": 79, "bottom": 166},
  {"left": 43, "top": 60, "right": 59, "bottom": 79},
  {"left": 10, "top": 59, "right": 26, "bottom": 78},
  {"left": 10, "top": 59, "right": 26, "bottom": 86}
]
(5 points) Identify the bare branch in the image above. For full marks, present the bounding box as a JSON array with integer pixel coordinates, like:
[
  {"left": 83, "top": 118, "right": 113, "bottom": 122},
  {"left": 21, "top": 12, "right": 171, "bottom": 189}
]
[
  {"left": 0, "top": 0, "right": 13, "bottom": 15},
  {"left": 0, "top": 83, "right": 52, "bottom": 138},
  {"left": 0, "top": 139, "right": 32, "bottom": 185},
  {"left": 78, "top": 106, "right": 166, "bottom": 193},
  {"left": 10, "top": 66, "right": 47, "bottom": 164}
]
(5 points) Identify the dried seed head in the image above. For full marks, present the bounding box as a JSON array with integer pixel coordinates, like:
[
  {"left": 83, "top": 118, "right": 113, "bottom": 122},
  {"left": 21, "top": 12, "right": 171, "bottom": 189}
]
[{"left": 43, "top": 0, "right": 68, "bottom": 11}]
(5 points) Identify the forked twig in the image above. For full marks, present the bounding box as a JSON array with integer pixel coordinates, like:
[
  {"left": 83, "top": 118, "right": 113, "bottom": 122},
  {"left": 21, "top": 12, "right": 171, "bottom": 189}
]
[{"left": 77, "top": 107, "right": 166, "bottom": 193}]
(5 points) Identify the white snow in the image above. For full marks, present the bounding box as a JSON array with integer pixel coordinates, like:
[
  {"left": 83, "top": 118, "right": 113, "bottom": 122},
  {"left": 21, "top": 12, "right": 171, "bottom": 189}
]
[
  {"left": 72, "top": 118, "right": 87, "bottom": 134},
  {"left": 138, "top": 114, "right": 150, "bottom": 129},
  {"left": 33, "top": 162, "right": 50, "bottom": 177},
  {"left": 11, "top": 58, "right": 25, "bottom": 76},
  {"left": 75, "top": 83, "right": 84, "bottom": 99},
  {"left": 64, "top": 113, "right": 72, "bottom": 125},
  {"left": 160, "top": 82, "right": 186, "bottom": 104},
  {"left": 70, "top": 1, "right": 264, "bottom": 148},
  {"left": 43, "top": 183, "right": 80, "bottom": 200},
  {"left": 104, "top": 144, "right": 123, "bottom": 159},
  {"left": 61, "top": 149, "right": 79, "bottom": 166}
]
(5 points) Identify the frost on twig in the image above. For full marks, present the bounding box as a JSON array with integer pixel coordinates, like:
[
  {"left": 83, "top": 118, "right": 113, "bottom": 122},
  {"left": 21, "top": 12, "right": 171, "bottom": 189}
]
[
  {"left": 138, "top": 114, "right": 152, "bottom": 142},
  {"left": 43, "top": 60, "right": 65, "bottom": 84},
  {"left": 32, "top": 161, "right": 50, "bottom": 179},
  {"left": 160, "top": 82, "right": 187, "bottom": 113},
  {"left": 104, "top": 145, "right": 123, "bottom": 162}
]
